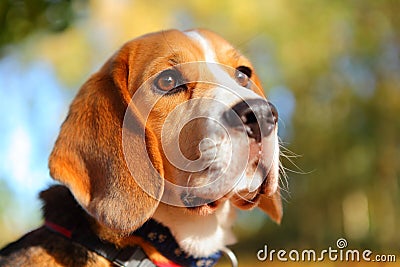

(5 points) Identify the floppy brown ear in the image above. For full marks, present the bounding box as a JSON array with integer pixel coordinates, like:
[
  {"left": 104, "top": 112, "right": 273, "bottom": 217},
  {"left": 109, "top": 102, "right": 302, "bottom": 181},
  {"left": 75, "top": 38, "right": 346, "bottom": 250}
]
[
  {"left": 258, "top": 190, "right": 283, "bottom": 224},
  {"left": 49, "top": 48, "right": 164, "bottom": 234}
]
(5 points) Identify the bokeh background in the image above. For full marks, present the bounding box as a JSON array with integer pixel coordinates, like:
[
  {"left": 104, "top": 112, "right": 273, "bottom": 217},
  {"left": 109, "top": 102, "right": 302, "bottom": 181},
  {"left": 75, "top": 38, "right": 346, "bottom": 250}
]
[{"left": 0, "top": 0, "right": 399, "bottom": 266}]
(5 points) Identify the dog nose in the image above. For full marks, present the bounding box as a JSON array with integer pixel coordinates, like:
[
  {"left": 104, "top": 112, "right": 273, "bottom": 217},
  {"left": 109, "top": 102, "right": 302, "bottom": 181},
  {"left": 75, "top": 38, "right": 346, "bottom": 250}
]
[{"left": 223, "top": 99, "right": 278, "bottom": 142}]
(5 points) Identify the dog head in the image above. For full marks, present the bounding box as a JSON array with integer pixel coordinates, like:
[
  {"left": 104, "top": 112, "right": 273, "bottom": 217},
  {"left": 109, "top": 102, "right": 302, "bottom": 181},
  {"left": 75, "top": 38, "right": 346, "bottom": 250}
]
[{"left": 49, "top": 29, "right": 282, "bottom": 234}]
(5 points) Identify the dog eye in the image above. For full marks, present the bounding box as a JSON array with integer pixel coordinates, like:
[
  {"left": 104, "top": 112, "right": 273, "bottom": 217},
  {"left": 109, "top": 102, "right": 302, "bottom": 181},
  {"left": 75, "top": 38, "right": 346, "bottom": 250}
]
[
  {"left": 235, "top": 66, "right": 252, "bottom": 88},
  {"left": 154, "top": 70, "right": 186, "bottom": 94}
]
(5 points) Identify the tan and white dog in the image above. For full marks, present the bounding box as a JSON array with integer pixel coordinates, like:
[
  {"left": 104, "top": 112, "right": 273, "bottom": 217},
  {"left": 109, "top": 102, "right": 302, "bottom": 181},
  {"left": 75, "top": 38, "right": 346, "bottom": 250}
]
[{"left": 0, "top": 29, "right": 282, "bottom": 267}]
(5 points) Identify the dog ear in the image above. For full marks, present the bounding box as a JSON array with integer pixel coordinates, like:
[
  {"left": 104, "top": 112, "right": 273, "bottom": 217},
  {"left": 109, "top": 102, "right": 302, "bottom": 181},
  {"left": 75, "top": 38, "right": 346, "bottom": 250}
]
[
  {"left": 49, "top": 46, "right": 164, "bottom": 234},
  {"left": 258, "top": 190, "right": 282, "bottom": 224}
]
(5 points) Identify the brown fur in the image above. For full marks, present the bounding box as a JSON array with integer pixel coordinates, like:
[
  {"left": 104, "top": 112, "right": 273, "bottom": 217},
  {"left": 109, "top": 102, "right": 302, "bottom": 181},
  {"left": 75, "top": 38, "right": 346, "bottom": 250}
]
[{"left": 0, "top": 186, "right": 111, "bottom": 267}]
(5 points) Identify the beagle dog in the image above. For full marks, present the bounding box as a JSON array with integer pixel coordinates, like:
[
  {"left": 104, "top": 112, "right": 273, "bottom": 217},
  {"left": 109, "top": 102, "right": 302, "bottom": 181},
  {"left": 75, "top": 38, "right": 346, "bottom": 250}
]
[{"left": 0, "top": 29, "right": 282, "bottom": 267}]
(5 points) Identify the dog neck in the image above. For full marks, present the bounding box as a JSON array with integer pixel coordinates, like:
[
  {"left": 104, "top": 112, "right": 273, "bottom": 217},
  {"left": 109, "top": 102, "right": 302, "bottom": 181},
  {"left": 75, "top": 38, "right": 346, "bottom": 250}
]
[
  {"left": 152, "top": 201, "right": 237, "bottom": 258},
  {"left": 40, "top": 185, "right": 235, "bottom": 266}
]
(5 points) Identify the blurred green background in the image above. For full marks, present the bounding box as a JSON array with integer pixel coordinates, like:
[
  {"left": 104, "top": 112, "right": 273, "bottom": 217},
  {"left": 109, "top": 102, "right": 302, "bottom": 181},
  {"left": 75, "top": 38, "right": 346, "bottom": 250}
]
[{"left": 0, "top": 0, "right": 399, "bottom": 266}]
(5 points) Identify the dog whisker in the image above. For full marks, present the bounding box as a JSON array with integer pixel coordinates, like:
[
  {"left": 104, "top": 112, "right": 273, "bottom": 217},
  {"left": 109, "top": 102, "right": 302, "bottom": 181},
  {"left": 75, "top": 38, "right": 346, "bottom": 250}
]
[
  {"left": 280, "top": 152, "right": 306, "bottom": 174},
  {"left": 277, "top": 185, "right": 291, "bottom": 204}
]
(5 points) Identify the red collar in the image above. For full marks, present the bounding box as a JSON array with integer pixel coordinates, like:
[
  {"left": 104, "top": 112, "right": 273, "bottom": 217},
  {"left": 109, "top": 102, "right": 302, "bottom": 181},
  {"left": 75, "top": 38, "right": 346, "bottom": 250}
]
[
  {"left": 45, "top": 220, "right": 159, "bottom": 267},
  {"left": 45, "top": 221, "right": 72, "bottom": 238}
]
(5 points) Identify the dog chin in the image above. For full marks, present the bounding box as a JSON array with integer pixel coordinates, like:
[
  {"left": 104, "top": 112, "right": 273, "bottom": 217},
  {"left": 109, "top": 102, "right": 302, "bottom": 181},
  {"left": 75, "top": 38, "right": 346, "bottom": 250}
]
[
  {"left": 185, "top": 199, "right": 224, "bottom": 216},
  {"left": 184, "top": 185, "right": 262, "bottom": 214}
]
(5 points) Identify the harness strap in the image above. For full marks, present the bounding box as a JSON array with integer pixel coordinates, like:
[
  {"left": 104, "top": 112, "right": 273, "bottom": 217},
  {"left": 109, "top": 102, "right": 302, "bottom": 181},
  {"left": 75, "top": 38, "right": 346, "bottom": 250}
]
[
  {"left": 45, "top": 219, "right": 224, "bottom": 267},
  {"left": 45, "top": 220, "right": 156, "bottom": 267}
]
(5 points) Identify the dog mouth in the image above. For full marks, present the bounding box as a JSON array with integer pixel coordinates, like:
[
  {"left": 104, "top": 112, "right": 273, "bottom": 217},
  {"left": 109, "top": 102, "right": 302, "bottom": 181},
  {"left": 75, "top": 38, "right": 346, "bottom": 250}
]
[
  {"left": 179, "top": 134, "right": 278, "bottom": 214},
  {"left": 181, "top": 195, "right": 222, "bottom": 215},
  {"left": 181, "top": 191, "right": 235, "bottom": 215}
]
